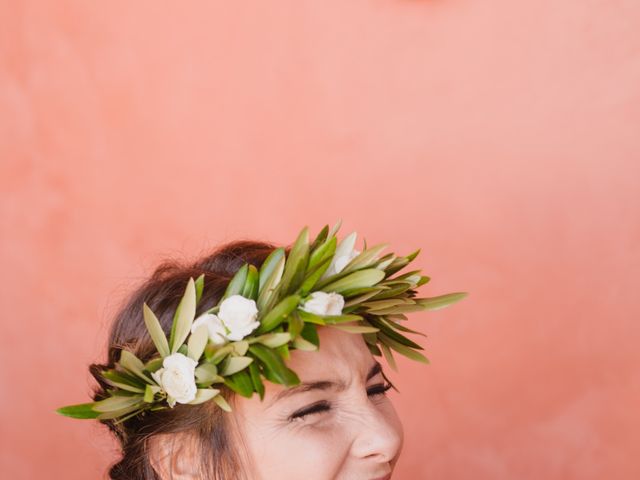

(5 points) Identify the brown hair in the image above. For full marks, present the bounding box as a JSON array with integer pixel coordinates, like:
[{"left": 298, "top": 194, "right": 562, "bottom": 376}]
[{"left": 89, "top": 239, "right": 285, "bottom": 479}]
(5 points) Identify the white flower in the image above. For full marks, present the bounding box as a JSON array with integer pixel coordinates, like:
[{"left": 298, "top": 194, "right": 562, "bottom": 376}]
[
  {"left": 217, "top": 294, "right": 260, "bottom": 341},
  {"left": 151, "top": 352, "right": 198, "bottom": 406},
  {"left": 191, "top": 313, "right": 227, "bottom": 346},
  {"left": 321, "top": 231, "right": 360, "bottom": 279},
  {"left": 300, "top": 291, "right": 345, "bottom": 316}
]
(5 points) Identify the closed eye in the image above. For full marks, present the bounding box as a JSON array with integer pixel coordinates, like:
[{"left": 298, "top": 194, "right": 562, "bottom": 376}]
[{"left": 288, "top": 383, "right": 393, "bottom": 422}]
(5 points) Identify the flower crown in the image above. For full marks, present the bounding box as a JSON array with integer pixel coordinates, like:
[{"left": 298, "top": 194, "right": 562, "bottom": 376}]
[{"left": 57, "top": 220, "right": 467, "bottom": 424}]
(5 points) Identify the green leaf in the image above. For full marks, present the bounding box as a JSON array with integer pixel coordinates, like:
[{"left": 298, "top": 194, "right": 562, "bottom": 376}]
[
  {"left": 143, "top": 303, "right": 170, "bottom": 358},
  {"left": 187, "top": 323, "right": 209, "bottom": 361},
  {"left": 415, "top": 292, "right": 468, "bottom": 310},
  {"left": 248, "top": 344, "right": 300, "bottom": 387},
  {"left": 343, "top": 288, "right": 388, "bottom": 308},
  {"left": 341, "top": 243, "right": 389, "bottom": 273},
  {"left": 307, "top": 236, "right": 337, "bottom": 272},
  {"left": 103, "top": 378, "right": 145, "bottom": 394},
  {"left": 382, "top": 317, "right": 427, "bottom": 337},
  {"left": 379, "top": 333, "right": 430, "bottom": 364},
  {"left": 341, "top": 285, "right": 391, "bottom": 298},
  {"left": 222, "top": 263, "right": 249, "bottom": 301},
  {"left": 405, "top": 248, "right": 421, "bottom": 262},
  {"left": 143, "top": 384, "right": 161, "bottom": 402},
  {"left": 320, "top": 269, "right": 385, "bottom": 295},
  {"left": 258, "top": 247, "right": 286, "bottom": 292},
  {"left": 232, "top": 340, "right": 250, "bottom": 356},
  {"left": 384, "top": 257, "right": 410, "bottom": 277},
  {"left": 92, "top": 395, "right": 144, "bottom": 413},
  {"left": 241, "top": 264, "right": 260, "bottom": 300},
  {"left": 195, "top": 274, "right": 205, "bottom": 304},
  {"left": 219, "top": 356, "right": 253, "bottom": 376},
  {"left": 321, "top": 314, "right": 364, "bottom": 325},
  {"left": 257, "top": 294, "right": 301, "bottom": 333},
  {"left": 309, "top": 224, "right": 329, "bottom": 252},
  {"left": 195, "top": 363, "right": 219, "bottom": 384},
  {"left": 213, "top": 394, "right": 232, "bottom": 412},
  {"left": 169, "top": 277, "right": 197, "bottom": 354},
  {"left": 362, "top": 298, "right": 416, "bottom": 310},
  {"left": 257, "top": 254, "right": 286, "bottom": 311},
  {"left": 97, "top": 404, "right": 145, "bottom": 421},
  {"left": 275, "top": 341, "right": 290, "bottom": 361},
  {"left": 368, "top": 283, "right": 414, "bottom": 300},
  {"left": 224, "top": 370, "right": 254, "bottom": 398},
  {"left": 292, "top": 336, "right": 318, "bottom": 351},
  {"left": 328, "top": 324, "right": 380, "bottom": 334},
  {"left": 300, "top": 322, "right": 319, "bottom": 347},
  {"left": 249, "top": 361, "right": 265, "bottom": 400},
  {"left": 253, "top": 332, "right": 291, "bottom": 348},
  {"left": 364, "top": 303, "right": 428, "bottom": 315},
  {"left": 374, "top": 253, "right": 397, "bottom": 271},
  {"left": 278, "top": 226, "right": 310, "bottom": 295},
  {"left": 144, "top": 357, "right": 164, "bottom": 373},
  {"left": 368, "top": 316, "right": 424, "bottom": 350},
  {"left": 102, "top": 369, "right": 146, "bottom": 389},
  {"left": 56, "top": 402, "right": 100, "bottom": 419},
  {"left": 295, "top": 309, "right": 326, "bottom": 325},
  {"left": 366, "top": 342, "right": 382, "bottom": 357},
  {"left": 206, "top": 344, "right": 234, "bottom": 364},
  {"left": 188, "top": 388, "right": 220, "bottom": 404},
  {"left": 379, "top": 341, "right": 398, "bottom": 371},
  {"left": 287, "top": 311, "right": 304, "bottom": 338},
  {"left": 119, "top": 350, "right": 153, "bottom": 383},
  {"left": 328, "top": 218, "right": 343, "bottom": 238},
  {"left": 299, "top": 253, "right": 333, "bottom": 296}
]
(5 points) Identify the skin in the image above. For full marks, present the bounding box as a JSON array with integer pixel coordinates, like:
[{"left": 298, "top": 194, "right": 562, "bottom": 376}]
[{"left": 230, "top": 326, "right": 404, "bottom": 480}]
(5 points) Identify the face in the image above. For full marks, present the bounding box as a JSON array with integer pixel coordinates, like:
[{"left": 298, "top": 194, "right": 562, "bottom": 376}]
[{"left": 231, "top": 326, "right": 404, "bottom": 480}]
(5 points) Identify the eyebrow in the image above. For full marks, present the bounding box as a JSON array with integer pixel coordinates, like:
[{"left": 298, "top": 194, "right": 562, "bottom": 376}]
[{"left": 269, "top": 361, "right": 384, "bottom": 406}]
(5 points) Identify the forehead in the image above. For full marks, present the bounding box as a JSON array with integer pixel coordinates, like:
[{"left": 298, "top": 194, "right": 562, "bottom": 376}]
[
  {"left": 285, "top": 326, "right": 374, "bottom": 382},
  {"left": 230, "top": 326, "right": 380, "bottom": 418}
]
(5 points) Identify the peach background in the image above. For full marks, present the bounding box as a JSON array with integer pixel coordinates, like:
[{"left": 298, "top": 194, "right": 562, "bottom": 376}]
[{"left": 1, "top": 1, "right": 639, "bottom": 479}]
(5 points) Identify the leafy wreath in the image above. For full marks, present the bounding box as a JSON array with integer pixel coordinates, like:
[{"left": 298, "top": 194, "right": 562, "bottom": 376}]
[{"left": 57, "top": 220, "right": 467, "bottom": 423}]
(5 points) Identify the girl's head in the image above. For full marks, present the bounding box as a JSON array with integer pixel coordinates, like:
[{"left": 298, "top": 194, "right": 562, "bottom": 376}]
[{"left": 90, "top": 239, "right": 404, "bottom": 480}]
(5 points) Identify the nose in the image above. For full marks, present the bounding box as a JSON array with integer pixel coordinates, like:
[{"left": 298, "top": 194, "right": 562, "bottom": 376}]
[{"left": 350, "top": 401, "right": 404, "bottom": 464}]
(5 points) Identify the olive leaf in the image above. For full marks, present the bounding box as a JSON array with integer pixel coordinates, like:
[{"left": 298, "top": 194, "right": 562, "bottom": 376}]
[
  {"left": 222, "top": 264, "right": 248, "bottom": 301},
  {"left": 219, "top": 356, "right": 253, "bottom": 376},
  {"left": 379, "top": 333, "right": 429, "bottom": 364},
  {"left": 213, "top": 394, "right": 232, "bottom": 412},
  {"left": 241, "top": 264, "right": 260, "bottom": 300},
  {"left": 188, "top": 388, "right": 220, "bottom": 405},
  {"left": 320, "top": 269, "right": 385, "bottom": 295},
  {"left": 415, "top": 292, "right": 468, "bottom": 310},
  {"left": 257, "top": 253, "right": 285, "bottom": 312},
  {"left": 257, "top": 294, "right": 301, "bottom": 334},
  {"left": 328, "top": 324, "right": 379, "bottom": 334},
  {"left": 169, "top": 277, "right": 197, "bottom": 354},
  {"left": 249, "top": 361, "right": 266, "bottom": 400},
  {"left": 143, "top": 303, "right": 170, "bottom": 358},
  {"left": 248, "top": 344, "right": 299, "bottom": 386},
  {"left": 187, "top": 323, "right": 209, "bottom": 361},
  {"left": 195, "top": 273, "right": 205, "bottom": 304},
  {"left": 258, "top": 247, "right": 285, "bottom": 292},
  {"left": 278, "top": 226, "right": 310, "bottom": 296},
  {"left": 56, "top": 403, "right": 100, "bottom": 419},
  {"left": 224, "top": 370, "right": 254, "bottom": 398}
]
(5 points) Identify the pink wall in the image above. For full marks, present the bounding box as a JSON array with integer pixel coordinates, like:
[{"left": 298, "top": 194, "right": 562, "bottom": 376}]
[{"left": 2, "top": 1, "right": 639, "bottom": 478}]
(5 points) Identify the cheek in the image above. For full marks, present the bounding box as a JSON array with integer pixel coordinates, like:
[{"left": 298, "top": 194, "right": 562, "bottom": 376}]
[{"left": 242, "top": 421, "right": 352, "bottom": 480}]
